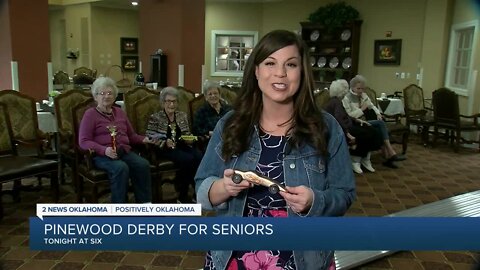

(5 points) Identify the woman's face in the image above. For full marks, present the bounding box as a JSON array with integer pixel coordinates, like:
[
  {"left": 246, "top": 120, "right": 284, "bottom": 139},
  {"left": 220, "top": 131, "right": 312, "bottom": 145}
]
[
  {"left": 163, "top": 94, "right": 178, "bottom": 115},
  {"left": 205, "top": 88, "right": 220, "bottom": 107},
  {"left": 94, "top": 86, "right": 115, "bottom": 108},
  {"left": 255, "top": 45, "right": 301, "bottom": 106},
  {"left": 352, "top": 82, "right": 365, "bottom": 95}
]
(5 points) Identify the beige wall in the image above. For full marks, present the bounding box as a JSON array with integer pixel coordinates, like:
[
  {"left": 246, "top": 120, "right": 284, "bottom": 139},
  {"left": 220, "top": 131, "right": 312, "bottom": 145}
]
[
  {"left": 64, "top": 3, "right": 91, "bottom": 73},
  {"left": 91, "top": 6, "right": 138, "bottom": 81}
]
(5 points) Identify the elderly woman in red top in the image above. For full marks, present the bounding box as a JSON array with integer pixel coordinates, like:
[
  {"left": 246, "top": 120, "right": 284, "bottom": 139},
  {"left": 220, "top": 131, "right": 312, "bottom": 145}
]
[{"left": 79, "top": 77, "right": 153, "bottom": 203}]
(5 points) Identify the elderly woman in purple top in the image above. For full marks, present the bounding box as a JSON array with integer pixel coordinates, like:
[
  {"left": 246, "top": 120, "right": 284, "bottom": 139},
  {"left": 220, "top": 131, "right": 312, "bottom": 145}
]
[{"left": 79, "top": 77, "right": 153, "bottom": 203}]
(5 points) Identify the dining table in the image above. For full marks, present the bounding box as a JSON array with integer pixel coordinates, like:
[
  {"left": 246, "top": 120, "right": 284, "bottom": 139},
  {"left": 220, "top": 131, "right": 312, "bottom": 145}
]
[{"left": 376, "top": 97, "right": 405, "bottom": 116}]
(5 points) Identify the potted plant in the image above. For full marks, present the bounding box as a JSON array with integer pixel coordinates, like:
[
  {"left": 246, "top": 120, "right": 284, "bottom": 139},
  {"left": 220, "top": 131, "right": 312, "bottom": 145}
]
[{"left": 308, "top": 2, "right": 359, "bottom": 33}]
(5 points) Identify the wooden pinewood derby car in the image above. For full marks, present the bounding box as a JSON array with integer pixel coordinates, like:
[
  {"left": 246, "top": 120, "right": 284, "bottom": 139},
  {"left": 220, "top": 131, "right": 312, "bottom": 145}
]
[{"left": 232, "top": 170, "right": 287, "bottom": 194}]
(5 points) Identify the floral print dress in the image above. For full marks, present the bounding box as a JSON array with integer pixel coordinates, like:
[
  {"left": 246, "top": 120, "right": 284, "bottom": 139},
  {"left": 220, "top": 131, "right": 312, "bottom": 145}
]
[{"left": 204, "top": 131, "right": 296, "bottom": 270}]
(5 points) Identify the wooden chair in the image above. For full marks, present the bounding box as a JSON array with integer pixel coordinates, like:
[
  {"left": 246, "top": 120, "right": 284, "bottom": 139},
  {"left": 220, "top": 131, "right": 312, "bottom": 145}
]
[
  {"left": 189, "top": 94, "right": 206, "bottom": 128},
  {"left": 432, "top": 87, "right": 480, "bottom": 152},
  {"left": 53, "top": 71, "right": 71, "bottom": 90},
  {"left": 106, "top": 64, "right": 132, "bottom": 91},
  {"left": 176, "top": 86, "right": 196, "bottom": 128},
  {"left": 54, "top": 90, "right": 92, "bottom": 185},
  {"left": 403, "top": 84, "right": 435, "bottom": 146},
  {"left": 220, "top": 86, "right": 238, "bottom": 105},
  {"left": 131, "top": 96, "right": 178, "bottom": 202},
  {"left": 365, "top": 87, "right": 410, "bottom": 154},
  {"left": 0, "top": 103, "right": 58, "bottom": 219},
  {"left": 74, "top": 66, "right": 97, "bottom": 78},
  {"left": 72, "top": 98, "right": 110, "bottom": 202},
  {"left": 314, "top": 89, "right": 331, "bottom": 109},
  {"left": 124, "top": 86, "right": 159, "bottom": 123}
]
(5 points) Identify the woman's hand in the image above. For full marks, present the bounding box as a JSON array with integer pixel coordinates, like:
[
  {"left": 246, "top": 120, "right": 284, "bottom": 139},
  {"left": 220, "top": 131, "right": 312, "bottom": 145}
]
[
  {"left": 280, "top": 186, "right": 314, "bottom": 214},
  {"left": 360, "top": 103, "right": 369, "bottom": 111},
  {"left": 143, "top": 137, "right": 153, "bottom": 144},
  {"left": 166, "top": 139, "right": 176, "bottom": 149},
  {"left": 357, "top": 119, "right": 371, "bottom": 126},
  {"left": 377, "top": 114, "right": 383, "bottom": 120},
  {"left": 105, "top": 147, "right": 118, "bottom": 159},
  {"left": 221, "top": 169, "right": 251, "bottom": 197}
]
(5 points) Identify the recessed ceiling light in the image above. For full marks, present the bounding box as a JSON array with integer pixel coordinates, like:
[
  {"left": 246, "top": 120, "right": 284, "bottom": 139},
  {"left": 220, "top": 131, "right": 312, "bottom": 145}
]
[{"left": 131, "top": 1, "right": 138, "bottom": 6}]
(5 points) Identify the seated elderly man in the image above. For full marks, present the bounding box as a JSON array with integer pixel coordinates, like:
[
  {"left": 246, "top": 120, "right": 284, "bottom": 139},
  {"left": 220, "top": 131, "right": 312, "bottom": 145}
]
[{"left": 192, "top": 81, "right": 232, "bottom": 140}]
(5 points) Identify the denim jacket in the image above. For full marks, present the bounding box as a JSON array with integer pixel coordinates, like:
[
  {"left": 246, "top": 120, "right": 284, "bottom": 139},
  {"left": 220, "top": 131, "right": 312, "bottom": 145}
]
[{"left": 195, "top": 111, "right": 356, "bottom": 270}]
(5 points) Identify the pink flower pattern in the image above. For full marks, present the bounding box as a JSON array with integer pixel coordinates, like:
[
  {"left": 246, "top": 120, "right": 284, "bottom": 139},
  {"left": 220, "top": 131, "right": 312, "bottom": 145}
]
[{"left": 241, "top": 251, "right": 281, "bottom": 270}]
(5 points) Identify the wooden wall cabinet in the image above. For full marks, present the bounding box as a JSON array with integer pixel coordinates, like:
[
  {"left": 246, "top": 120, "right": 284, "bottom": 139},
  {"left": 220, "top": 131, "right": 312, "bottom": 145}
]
[{"left": 300, "top": 20, "right": 362, "bottom": 90}]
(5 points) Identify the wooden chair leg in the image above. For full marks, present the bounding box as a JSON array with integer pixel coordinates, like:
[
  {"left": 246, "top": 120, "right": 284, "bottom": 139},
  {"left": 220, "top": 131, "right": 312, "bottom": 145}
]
[
  {"left": 0, "top": 183, "right": 3, "bottom": 220},
  {"left": 50, "top": 171, "right": 59, "bottom": 202},
  {"left": 455, "top": 130, "right": 460, "bottom": 152}
]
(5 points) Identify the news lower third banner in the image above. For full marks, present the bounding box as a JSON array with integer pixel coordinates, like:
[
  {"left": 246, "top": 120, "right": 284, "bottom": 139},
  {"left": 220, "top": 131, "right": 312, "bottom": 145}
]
[{"left": 29, "top": 204, "right": 480, "bottom": 251}]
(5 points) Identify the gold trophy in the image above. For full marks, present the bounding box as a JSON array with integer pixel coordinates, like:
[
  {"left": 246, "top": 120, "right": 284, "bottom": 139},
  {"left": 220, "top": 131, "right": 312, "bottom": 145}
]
[{"left": 106, "top": 125, "right": 117, "bottom": 152}]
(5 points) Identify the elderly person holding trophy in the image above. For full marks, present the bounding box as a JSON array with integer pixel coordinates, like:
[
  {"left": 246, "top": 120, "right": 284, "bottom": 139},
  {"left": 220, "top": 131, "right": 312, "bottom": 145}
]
[
  {"left": 146, "top": 86, "right": 202, "bottom": 203},
  {"left": 79, "top": 77, "right": 153, "bottom": 203}
]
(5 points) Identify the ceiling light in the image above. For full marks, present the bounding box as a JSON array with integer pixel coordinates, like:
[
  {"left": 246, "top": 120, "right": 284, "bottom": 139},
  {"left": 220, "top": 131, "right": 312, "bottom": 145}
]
[{"left": 131, "top": 1, "right": 138, "bottom": 6}]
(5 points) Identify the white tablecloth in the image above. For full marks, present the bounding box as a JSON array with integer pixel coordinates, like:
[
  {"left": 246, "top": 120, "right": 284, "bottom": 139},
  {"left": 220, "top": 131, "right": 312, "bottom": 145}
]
[
  {"left": 376, "top": 98, "right": 405, "bottom": 116},
  {"left": 37, "top": 111, "right": 57, "bottom": 133}
]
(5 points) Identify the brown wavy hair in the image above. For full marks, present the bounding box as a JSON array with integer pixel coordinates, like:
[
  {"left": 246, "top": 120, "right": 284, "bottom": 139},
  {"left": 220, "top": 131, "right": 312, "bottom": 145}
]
[{"left": 221, "top": 30, "right": 328, "bottom": 160}]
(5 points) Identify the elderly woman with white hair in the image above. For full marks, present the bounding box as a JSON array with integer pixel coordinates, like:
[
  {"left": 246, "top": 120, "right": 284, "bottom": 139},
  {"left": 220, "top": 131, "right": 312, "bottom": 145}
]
[
  {"left": 79, "top": 77, "right": 153, "bottom": 203},
  {"left": 324, "top": 79, "right": 383, "bottom": 174},
  {"left": 192, "top": 81, "right": 232, "bottom": 139},
  {"left": 342, "top": 75, "right": 406, "bottom": 169},
  {"left": 146, "top": 86, "right": 202, "bottom": 203}
]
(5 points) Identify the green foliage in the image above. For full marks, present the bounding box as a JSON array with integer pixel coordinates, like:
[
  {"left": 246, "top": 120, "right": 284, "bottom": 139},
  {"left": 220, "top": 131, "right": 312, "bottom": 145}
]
[{"left": 308, "top": 2, "right": 359, "bottom": 32}]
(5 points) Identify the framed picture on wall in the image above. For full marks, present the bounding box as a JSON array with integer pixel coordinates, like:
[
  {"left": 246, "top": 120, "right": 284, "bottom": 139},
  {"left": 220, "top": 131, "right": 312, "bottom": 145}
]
[
  {"left": 374, "top": 39, "right": 402, "bottom": 65},
  {"left": 120, "top": 37, "right": 138, "bottom": 54},
  {"left": 121, "top": 55, "right": 139, "bottom": 72}
]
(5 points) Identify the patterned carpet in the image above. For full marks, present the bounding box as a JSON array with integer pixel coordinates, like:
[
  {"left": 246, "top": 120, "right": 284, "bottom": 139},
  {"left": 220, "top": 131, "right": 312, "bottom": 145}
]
[{"left": 0, "top": 136, "right": 479, "bottom": 270}]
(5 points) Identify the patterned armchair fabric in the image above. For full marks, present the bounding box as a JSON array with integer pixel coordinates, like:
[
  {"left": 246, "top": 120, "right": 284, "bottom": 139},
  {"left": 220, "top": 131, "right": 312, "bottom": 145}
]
[
  {"left": 0, "top": 103, "right": 15, "bottom": 155},
  {"left": 74, "top": 67, "right": 97, "bottom": 78},
  {"left": 220, "top": 86, "right": 238, "bottom": 105},
  {"left": 403, "top": 84, "right": 434, "bottom": 145},
  {"left": 132, "top": 96, "right": 162, "bottom": 135},
  {"left": 53, "top": 71, "right": 71, "bottom": 90},
  {"left": 189, "top": 94, "right": 206, "bottom": 126},
  {"left": 0, "top": 102, "right": 59, "bottom": 219},
  {"left": 176, "top": 86, "right": 196, "bottom": 127},
  {"left": 54, "top": 90, "right": 92, "bottom": 183},
  {"left": 54, "top": 90, "right": 93, "bottom": 137},
  {"left": 314, "top": 89, "right": 331, "bottom": 109},
  {"left": 124, "top": 86, "right": 159, "bottom": 122},
  {"left": 0, "top": 90, "right": 39, "bottom": 141}
]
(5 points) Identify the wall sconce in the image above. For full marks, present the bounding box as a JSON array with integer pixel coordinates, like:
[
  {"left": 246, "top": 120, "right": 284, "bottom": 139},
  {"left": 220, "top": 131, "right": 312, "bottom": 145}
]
[{"left": 66, "top": 48, "right": 80, "bottom": 59}]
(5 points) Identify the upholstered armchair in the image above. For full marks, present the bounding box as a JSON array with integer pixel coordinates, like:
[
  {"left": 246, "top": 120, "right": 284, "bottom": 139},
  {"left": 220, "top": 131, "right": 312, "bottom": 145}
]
[
  {"left": 0, "top": 103, "right": 58, "bottom": 219},
  {"left": 220, "top": 86, "right": 238, "bottom": 105},
  {"left": 71, "top": 98, "right": 110, "bottom": 202},
  {"left": 124, "top": 86, "right": 159, "bottom": 123},
  {"left": 53, "top": 71, "right": 71, "bottom": 90},
  {"left": 314, "top": 89, "right": 331, "bottom": 109},
  {"left": 176, "top": 86, "right": 196, "bottom": 128},
  {"left": 0, "top": 90, "right": 54, "bottom": 157},
  {"left": 131, "top": 95, "right": 178, "bottom": 202},
  {"left": 432, "top": 87, "right": 480, "bottom": 152},
  {"left": 54, "top": 90, "right": 92, "bottom": 185},
  {"left": 74, "top": 66, "right": 97, "bottom": 78},
  {"left": 403, "top": 84, "right": 435, "bottom": 145}
]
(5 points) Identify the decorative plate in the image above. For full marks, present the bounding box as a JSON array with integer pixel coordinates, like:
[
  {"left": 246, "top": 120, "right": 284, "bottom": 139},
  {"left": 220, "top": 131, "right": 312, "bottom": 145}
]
[
  {"left": 329, "top": 57, "right": 339, "bottom": 68},
  {"left": 317, "top": 57, "right": 326, "bottom": 68},
  {"left": 310, "top": 56, "right": 316, "bottom": 66},
  {"left": 342, "top": 57, "right": 352, "bottom": 69},
  {"left": 310, "top": 30, "right": 320, "bottom": 41},
  {"left": 341, "top": 29, "right": 351, "bottom": 41}
]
